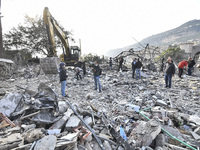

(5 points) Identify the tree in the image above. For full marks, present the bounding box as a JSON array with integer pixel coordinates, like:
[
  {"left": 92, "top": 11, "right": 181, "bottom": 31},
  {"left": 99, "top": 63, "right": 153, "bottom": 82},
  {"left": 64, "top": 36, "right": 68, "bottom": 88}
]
[
  {"left": 83, "top": 53, "right": 107, "bottom": 64},
  {"left": 3, "top": 15, "right": 71, "bottom": 57},
  {"left": 155, "top": 46, "right": 184, "bottom": 62},
  {"left": 3, "top": 15, "right": 49, "bottom": 56}
]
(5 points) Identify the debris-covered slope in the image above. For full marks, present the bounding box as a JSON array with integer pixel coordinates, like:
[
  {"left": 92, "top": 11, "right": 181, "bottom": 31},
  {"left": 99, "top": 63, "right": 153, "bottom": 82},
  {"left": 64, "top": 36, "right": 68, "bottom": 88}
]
[{"left": 0, "top": 64, "right": 200, "bottom": 150}]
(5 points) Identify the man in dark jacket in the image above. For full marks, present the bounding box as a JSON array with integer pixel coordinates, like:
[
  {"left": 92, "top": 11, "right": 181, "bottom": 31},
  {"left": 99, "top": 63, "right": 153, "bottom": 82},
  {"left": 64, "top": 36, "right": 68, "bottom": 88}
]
[
  {"left": 82, "top": 61, "right": 86, "bottom": 77},
  {"left": 59, "top": 62, "right": 67, "bottom": 97},
  {"left": 91, "top": 61, "right": 102, "bottom": 93},
  {"left": 132, "top": 58, "right": 137, "bottom": 78},
  {"left": 165, "top": 58, "right": 175, "bottom": 88},
  {"left": 188, "top": 57, "right": 196, "bottom": 76},
  {"left": 109, "top": 57, "right": 112, "bottom": 70},
  {"left": 134, "top": 58, "right": 143, "bottom": 79},
  {"left": 118, "top": 57, "right": 124, "bottom": 71}
]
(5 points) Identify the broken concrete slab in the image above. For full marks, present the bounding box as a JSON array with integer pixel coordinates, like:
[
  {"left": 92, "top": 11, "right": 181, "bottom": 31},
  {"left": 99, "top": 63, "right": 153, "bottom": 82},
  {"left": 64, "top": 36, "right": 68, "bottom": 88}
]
[
  {"left": 84, "top": 116, "right": 93, "bottom": 125},
  {"left": 65, "top": 115, "right": 81, "bottom": 129},
  {"left": 190, "top": 131, "right": 200, "bottom": 140},
  {"left": 0, "top": 93, "right": 23, "bottom": 117},
  {"left": 59, "top": 132, "right": 80, "bottom": 141},
  {"left": 188, "top": 115, "right": 200, "bottom": 126},
  {"left": 103, "top": 140, "right": 112, "bottom": 150},
  {"left": 128, "top": 119, "right": 161, "bottom": 147},
  {"left": 156, "top": 100, "right": 168, "bottom": 106},
  {"left": 23, "top": 128, "right": 45, "bottom": 143},
  {"left": 50, "top": 108, "right": 73, "bottom": 129},
  {"left": 34, "top": 135, "right": 57, "bottom": 150},
  {"left": 40, "top": 57, "right": 60, "bottom": 74}
]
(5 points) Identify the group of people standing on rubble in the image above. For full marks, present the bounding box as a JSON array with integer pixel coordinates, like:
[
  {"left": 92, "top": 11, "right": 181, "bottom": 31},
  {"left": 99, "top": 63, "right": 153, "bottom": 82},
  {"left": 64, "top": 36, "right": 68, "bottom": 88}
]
[
  {"left": 58, "top": 60, "right": 102, "bottom": 97},
  {"left": 114, "top": 57, "right": 144, "bottom": 80},
  {"left": 58, "top": 55, "right": 196, "bottom": 97},
  {"left": 131, "top": 58, "right": 143, "bottom": 79},
  {"left": 116, "top": 56, "right": 196, "bottom": 89},
  {"left": 162, "top": 56, "right": 196, "bottom": 88}
]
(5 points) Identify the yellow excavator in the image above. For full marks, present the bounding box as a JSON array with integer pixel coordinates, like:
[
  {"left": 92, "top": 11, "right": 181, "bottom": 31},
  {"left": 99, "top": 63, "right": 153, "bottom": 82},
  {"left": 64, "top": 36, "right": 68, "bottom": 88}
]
[{"left": 40, "top": 7, "right": 81, "bottom": 74}]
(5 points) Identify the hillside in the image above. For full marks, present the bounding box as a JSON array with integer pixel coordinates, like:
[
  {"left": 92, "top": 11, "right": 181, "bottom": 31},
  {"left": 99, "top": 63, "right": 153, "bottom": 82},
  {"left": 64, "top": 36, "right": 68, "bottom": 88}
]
[{"left": 105, "top": 19, "right": 200, "bottom": 57}]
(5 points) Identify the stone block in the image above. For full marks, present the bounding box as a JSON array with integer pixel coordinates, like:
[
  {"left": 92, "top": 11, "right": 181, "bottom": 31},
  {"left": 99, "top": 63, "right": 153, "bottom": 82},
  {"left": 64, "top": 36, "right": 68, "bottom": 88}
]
[
  {"left": 65, "top": 115, "right": 81, "bottom": 129},
  {"left": 34, "top": 135, "right": 57, "bottom": 150},
  {"left": 40, "top": 57, "right": 60, "bottom": 74},
  {"left": 128, "top": 119, "right": 161, "bottom": 147}
]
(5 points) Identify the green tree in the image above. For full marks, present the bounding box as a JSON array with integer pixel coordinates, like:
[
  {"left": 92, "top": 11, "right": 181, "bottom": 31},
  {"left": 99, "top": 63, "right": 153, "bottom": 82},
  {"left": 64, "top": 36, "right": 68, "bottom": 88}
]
[
  {"left": 83, "top": 53, "right": 106, "bottom": 64},
  {"left": 3, "top": 15, "right": 48, "bottom": 56},
  {"left": 3, "top": 15, "right": 71, "bottom": 57},
  {"left": 155, "top": 46, "right": 184, "bottom": 62}
]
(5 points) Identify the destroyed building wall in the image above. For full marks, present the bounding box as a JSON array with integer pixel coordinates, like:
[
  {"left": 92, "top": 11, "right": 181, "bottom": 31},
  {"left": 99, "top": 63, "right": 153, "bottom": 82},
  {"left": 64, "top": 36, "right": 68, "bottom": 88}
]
[
  {"left": 192, "top": 45, "right": 200, "bottom": 58},
  {"left": 0, "top": 58, "right": 14, "bottom": 78},
  {"left": 180, "top": 43, "right": 194, "bottom": 53},
  {"left": 3, "top": 49, "right": 32, "bottom": 66}
]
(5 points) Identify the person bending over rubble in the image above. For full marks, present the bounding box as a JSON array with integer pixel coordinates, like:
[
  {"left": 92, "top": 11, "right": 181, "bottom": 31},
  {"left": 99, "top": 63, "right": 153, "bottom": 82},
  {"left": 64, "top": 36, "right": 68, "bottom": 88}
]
[
  {"left": 59, "top": 62, "right": 68, "bottom": 97},
  {"left": 74, "top": 67, "right": 82, "bottom": 80},
  {"left": 164, "top": 58, "right": 175, "bottom": 88},
  {"left": 91, "top": 61, "right": 102, "bottom": 93},
  {"left": 178, "top": 60, "right": 188, "bottom": 78}
]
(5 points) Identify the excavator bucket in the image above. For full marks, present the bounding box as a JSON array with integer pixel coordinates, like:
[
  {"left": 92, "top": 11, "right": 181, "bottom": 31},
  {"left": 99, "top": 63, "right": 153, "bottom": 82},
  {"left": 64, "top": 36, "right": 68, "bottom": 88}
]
[{"left": 40, "top": 57, "right": 60, "bottom": 74}]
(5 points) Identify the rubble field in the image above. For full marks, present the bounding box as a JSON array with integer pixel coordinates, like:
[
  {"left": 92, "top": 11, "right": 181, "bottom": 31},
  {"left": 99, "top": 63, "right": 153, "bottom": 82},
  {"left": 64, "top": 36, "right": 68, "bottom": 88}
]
[{"left": 0, "top": 64, "right": 200, "bottom": 150}]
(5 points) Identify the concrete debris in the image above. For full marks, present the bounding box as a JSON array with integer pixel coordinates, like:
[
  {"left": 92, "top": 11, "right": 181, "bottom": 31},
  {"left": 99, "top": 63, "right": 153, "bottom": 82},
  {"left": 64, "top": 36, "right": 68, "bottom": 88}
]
[
  {"left": 128, "top": 119, "right": 161, "bottom": 147},
  {"left": 0, "top": 93, "right": 23, "bottom": 117},
  {"left": 65, "top": 115, "right": 81, "bottom": 129},
  {"left": 0, "top": 62, "right": 200, "bottom": 150},
  {"left": 23, "top": 128, "right": 45, "bottom": 143},
  {"left": 34, "top": 135, "right": 57, "bottom": 150}
]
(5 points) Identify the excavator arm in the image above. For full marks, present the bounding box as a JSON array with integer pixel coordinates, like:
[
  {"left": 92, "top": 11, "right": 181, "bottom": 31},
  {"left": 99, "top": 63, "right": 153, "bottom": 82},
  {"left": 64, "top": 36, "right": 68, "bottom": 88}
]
[
  {"left": 43, "top": 7, "right": 80, "bottom": 63},
  {"left": 40, "top": 7, "right": 81, "bottom": 74}
]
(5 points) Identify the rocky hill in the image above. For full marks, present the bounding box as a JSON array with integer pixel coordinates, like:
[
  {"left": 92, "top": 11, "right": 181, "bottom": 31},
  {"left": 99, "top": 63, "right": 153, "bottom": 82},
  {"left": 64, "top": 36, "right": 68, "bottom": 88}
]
[{"left": 105, "top": 19, "right": 200, "bottom": 57}]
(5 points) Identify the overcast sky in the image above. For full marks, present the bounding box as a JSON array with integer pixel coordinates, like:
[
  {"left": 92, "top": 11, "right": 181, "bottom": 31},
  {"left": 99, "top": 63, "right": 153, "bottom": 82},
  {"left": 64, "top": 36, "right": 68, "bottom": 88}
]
[{"left": 2, "top": 0, "right": 200, "bottom": 55}]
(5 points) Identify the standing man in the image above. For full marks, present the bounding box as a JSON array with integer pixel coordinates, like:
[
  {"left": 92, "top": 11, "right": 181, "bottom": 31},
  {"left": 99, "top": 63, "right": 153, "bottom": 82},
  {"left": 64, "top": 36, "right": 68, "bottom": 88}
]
[
  {"left": 165, "top": 58, "right": 175, "bottom": 88},
  {"left": 118, "top": 57, "right": 124, "bottom": 71},
  {"left": 160, "top": 57, "right": 165, "bottom": 72},
  {"left": 91, "top": 61, "right": 102, "bottom": 93},
  {"left": 132, "top": 58, "right": 137, "bottom": 78},
  {"left": 178, "top": 60, "right": 188, "bottom": 78},
  {"left": 135, "top": 58, "right": 143, "bottom": 79},
  {"left": 188, "top": 57, "right": 196, "bottom": 76},
  {"left": 109, "top": 57, "right": 112, "bottom": 70},
  {"left": 59, "top": 62, "right": 68, "bottom": 97},
  {"left": 81, "top": 61, "right": 86, "bottom": 78}
]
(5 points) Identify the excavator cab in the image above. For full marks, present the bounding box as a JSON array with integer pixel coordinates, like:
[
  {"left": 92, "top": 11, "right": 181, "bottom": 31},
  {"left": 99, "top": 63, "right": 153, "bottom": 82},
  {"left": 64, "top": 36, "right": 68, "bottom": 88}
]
[
  {"left": 70, "top": 46, "right": 81, "bottom": 60},
  {"left": 60, "top": 46, "right": 81, "bottom": 66}
]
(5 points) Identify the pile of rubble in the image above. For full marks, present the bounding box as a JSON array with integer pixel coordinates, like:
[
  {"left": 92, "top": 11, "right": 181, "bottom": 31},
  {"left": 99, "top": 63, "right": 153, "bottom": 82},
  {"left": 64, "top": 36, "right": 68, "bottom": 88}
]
[{"left": 0, "top": 63, "right": 200, "bottom": 150}]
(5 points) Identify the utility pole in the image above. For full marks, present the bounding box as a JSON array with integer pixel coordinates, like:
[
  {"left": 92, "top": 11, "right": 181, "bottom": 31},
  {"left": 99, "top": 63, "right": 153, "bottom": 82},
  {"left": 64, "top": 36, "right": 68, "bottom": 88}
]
[{"left": 0, "top": 0, "right": 3, "bottom": 57}]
